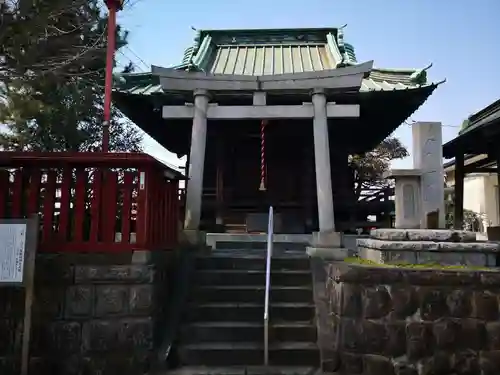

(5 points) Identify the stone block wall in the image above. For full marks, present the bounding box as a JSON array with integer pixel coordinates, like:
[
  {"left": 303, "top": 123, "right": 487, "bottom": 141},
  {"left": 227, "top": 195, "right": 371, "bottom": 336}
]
[
  {"left": 0, "top": 252, "right": 173, "bottom": 375},
  {"left": 357, "top": 229, "right": 500, "bottom": 267},
  {"left": 327, "top": 262, "right": 500, "bottom": 375}
]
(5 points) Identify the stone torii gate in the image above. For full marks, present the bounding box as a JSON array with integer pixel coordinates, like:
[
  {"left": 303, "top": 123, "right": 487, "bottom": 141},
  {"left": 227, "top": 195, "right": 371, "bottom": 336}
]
[{"left": 154, "top": 61, "right": 372, "bottom": 250}]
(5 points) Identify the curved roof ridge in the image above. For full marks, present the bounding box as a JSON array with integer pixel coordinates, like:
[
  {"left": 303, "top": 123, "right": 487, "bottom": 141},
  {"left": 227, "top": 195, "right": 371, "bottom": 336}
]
[
  {"left": 369, "top": 64, "right": 438, "bottom": 86},
  {"left": 459, "top": 97, "right": 500, "bottom": 134},
  {"left": 371, "top": 63, "right": 433, "bottom": 74},
  {"left": 469, "top": 98, "right": 500, "bottom": 122},
  {"left": 198, "top": 26, "right": 341, "bottom": 34}
]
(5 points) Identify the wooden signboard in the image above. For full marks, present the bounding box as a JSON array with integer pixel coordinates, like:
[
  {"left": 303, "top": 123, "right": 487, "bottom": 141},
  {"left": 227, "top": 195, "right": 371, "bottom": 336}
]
[{"left": 0, "top": 216, "right": 39, "bottom": 375}]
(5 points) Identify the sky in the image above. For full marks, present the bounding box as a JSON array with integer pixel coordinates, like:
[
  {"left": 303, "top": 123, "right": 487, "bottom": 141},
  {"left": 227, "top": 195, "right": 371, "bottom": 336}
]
[{"left": 116, "top": 0, "right": 500, "bottom": 169}]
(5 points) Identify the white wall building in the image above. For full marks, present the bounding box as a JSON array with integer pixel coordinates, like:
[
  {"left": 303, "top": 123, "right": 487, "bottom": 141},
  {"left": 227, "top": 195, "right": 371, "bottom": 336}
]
[{"left": 444, "top": 154, "right": 499, "bottom": 231}]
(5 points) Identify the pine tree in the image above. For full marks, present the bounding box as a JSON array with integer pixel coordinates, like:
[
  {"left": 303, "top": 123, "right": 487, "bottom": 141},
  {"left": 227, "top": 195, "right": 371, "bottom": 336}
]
[
  {"left": 349, "top": 136, "right": 409, "bottom": 200},
  {"left": 0, "top": 0, "right": 142, "bottom": 152}
]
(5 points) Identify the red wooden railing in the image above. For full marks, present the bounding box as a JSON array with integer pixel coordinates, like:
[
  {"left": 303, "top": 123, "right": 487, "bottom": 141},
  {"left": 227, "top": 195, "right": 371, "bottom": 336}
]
[{"left": 0, "top": 152, "right": 182, "bottom": 252}]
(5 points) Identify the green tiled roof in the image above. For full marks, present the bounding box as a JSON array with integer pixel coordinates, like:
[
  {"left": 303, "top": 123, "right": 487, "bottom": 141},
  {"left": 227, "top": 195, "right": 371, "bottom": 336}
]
[
  {"left": 443, "top": 98, "right": 500, "bottom": 158},
  {"left": 459, "top": 98, "right": 500, "bottom": 135},
  {"left": 115, "top": 27, "right": 440, "bottom": 95},
  {"left": 114, "top": 72, "right": 161, "bottom": 96},
  {"left": 209, "top": 44, "right": 333, "bottom": 75}
]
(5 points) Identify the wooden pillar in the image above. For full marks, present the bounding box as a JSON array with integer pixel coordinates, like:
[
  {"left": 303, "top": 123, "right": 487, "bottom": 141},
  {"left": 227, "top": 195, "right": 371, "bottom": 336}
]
[
  {"left": 312, "top": 88, "right": 335, "bottom": 232},
  {"left": 184, "top": 89, "right": 209, "bottom": 230},
  {"left": 184, "top": 152, "right": 190, "bottom": 191},
  {"left": 215, "top": 136, "right": 225, "bottom": 229},
  {"left": 495, "top": 151, "right": 500, "bottom": 228},
  {"left": 454, "top": 153, "right": 465, "bottom": 229}
]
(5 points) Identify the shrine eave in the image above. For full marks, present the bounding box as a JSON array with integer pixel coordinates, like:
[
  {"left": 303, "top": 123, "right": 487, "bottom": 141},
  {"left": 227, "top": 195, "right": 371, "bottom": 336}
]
[
  {"left": 150, "top": 60, "right": 371, "bottom": 94},
  {"left": 114, "top": 69, "right": 441, "bottom": 98},
  {"left": 113, "top": 78, "right": 441, "bottom": 156}
]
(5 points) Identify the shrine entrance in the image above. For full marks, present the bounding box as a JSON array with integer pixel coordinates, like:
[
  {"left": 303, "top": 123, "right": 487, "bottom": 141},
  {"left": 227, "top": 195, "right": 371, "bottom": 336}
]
[{"left": 206, "top": 119, "right": 314, "bottom": 233}]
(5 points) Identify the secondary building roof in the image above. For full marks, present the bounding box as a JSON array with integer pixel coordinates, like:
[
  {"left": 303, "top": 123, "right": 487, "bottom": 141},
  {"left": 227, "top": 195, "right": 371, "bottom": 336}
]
[{"left": 443, "top": 98, "right": 500, "bottom": 158}]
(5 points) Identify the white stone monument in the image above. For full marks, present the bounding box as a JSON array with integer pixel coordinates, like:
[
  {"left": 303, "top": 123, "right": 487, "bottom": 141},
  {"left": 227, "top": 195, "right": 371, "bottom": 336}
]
[
  {"left": 385, "top": 122, "right": 445, "bottom": 229},
  {"left": 383, "top": 169, "right": 422, "bottom": 229}
]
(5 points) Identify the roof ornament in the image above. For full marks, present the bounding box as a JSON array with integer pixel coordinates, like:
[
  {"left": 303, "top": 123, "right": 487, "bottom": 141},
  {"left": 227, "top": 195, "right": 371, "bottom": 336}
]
[
  {"left": 112, "top": 74, "right": 126, "bottom": 86},
  {"left": 339, "top": 24, "right": 348, "bottom": 29},
  {"left": 410, "top": 63, "right": 433, "bottom": 85},
  {"left": 182, "top": 29, "right": 202, "bottom": 69},
  {"left": 337, "top": 28, "right": 345, "bottom": 50},
  {"left": 337, "top": 26, "right": 353, "bottom": 64},
  {"left": 459, "top": 119, "right": 470, "bottom": 135}
]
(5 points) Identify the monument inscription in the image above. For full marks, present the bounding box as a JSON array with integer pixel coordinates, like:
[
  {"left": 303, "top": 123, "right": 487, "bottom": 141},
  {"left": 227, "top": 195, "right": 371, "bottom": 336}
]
[
  {"left": 0, "top": 223, "right": 27, "bottom": 284},
  {"left": 0, "top": 217, "right": 38, "bottom": 375}
]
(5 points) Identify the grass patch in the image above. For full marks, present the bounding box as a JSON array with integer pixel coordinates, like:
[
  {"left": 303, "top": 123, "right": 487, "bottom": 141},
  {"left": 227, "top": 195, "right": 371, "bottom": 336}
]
[{"left": 344, "top": 257, "right": 492, "bottom": 271}]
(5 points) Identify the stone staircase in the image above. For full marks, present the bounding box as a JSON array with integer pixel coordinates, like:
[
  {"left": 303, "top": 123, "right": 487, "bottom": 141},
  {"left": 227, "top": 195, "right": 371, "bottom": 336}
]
[{"left": 169, "top": 247, "right": 320, "bottom": 375}]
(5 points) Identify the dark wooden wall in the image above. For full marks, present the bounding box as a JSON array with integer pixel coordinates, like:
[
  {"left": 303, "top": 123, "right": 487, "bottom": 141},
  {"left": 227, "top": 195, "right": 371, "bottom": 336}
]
[{"left": 196, "top": 120, "right": 382, "bottom": 232}]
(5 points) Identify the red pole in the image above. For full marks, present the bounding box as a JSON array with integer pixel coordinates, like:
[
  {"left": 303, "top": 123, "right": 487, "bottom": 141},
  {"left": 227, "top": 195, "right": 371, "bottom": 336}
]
[{"left": 102, "top": 1, "right": 119, "bottom": 153}]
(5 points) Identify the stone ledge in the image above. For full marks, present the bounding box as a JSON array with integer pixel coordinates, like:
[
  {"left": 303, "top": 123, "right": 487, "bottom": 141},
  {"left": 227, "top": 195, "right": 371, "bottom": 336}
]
[
  {"left": 74, "top": 265, "right": 154, "bottom": 284},
  {"left": 329, "top": 262, "right": 500, "bottom": 286},
  {"left": 311, "top": 231, "right": 343, "bottom": 248},
  {"left": 358, "top": 247, "right": 497, "bottom": 267},
  {"left": 357, "top": 238, "right": 500, "bottom": 252},
  {"left": 370, "top": 229, "right": 477, "bottom": 242},
  {"left": 307, "top": 246, "right": 350, "bottom": 260}
]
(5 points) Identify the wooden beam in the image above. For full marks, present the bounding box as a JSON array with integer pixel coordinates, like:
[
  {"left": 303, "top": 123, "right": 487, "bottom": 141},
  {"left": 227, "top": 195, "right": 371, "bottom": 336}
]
[
  {"left": 162, "top": 103, "right": 360, "bottom": 120},
  {"left": 463, "top": 155, "right": 496, "bottom": 173},
  {"left": 488, "top": 147, "right": 500, "bottom": 231},
  {"left": 464, "top": 167, "right": 497, "bottom": 174},
  {"left": 454, "top": 153, "right": 465, "bottom": 229}
]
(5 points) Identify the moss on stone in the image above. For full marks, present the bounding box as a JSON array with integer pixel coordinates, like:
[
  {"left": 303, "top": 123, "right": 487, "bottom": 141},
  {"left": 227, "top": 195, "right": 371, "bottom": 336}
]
[{"left": 344, "top": 256, "right": 492, "bottom": 271}]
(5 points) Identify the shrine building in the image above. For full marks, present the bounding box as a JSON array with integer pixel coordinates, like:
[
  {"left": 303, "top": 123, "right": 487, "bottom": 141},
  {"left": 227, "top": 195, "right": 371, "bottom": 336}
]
[{"left": 113, "top": 27, "right": 442, "bottom": 235}]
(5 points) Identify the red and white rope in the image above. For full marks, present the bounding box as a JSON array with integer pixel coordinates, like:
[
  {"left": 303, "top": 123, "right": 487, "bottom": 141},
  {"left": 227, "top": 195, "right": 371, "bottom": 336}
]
[{"left": 259, "top": 120, "right": 267, "bottom": 191}]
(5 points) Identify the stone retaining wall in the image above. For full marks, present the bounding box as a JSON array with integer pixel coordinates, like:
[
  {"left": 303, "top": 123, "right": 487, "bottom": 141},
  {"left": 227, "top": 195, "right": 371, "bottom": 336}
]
[
  {"left": 0, "top": 252, "right": 173, "bottom": 375},
  {"left": 327, "top": 262, "right": 500, "bottom": 375}
]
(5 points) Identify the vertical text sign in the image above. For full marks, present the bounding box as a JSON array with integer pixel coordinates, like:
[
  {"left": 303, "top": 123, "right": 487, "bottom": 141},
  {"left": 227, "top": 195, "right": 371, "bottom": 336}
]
[{"left": 0, "top": 224, "right": 27, "bottom": 284}]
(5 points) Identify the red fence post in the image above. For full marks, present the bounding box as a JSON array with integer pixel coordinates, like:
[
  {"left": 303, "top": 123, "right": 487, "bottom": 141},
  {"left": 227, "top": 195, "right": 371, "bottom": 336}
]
[
  {"left": 42, "top": 171, "right": 57, "bottom": 242},
  {"left": 58, "top": 167, "right": 72, "bottom": 241},
  {"left": 73, "top": 168, "right": 87, "bottom": 242},
  {"left": 102, "top": 171, "right": 118, "bottom": 243},
  {"left": 120, "top": 172, "right": 134, "bottom": 244},
  {"left": 135, "top": 168, "right": 150, "bottom": 248},
  {"left": 89, "top": 169, "right": 102, "bottom": 243}
]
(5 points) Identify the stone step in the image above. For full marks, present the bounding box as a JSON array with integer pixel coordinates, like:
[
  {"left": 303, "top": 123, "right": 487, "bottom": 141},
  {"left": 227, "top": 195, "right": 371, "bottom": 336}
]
[
  {"left": 179, "top": 321, "right": 317, "bottom": 344},
  {"left": 177, "top": 342, "right": 319, "bottom": 367},
  {"left": 194, "top": 270, "right": 312, "bottom": 287},
  {"left": 209, "top": 249, "right": 308, "bottom": 256},
  {"left": 185, "top": 303, "right": 315, "bottom": 323},
  {"left": 190, "top": 286, "right": 313, "bottom": 304},
  {"left": 165, "top": 365, "right": 321, "bottom": 375},
  {"left": 195, "top": 255, "right": 310, "bottom": 272},
  {"left": 214, "top": 242, "right": 308, "bottom": 251}
]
